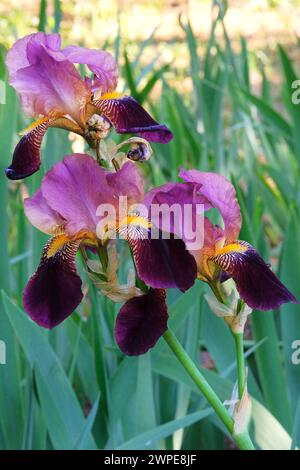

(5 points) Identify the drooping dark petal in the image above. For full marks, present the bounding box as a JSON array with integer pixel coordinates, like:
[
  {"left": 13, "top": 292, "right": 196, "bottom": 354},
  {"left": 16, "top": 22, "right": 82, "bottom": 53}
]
[
  {"left": 23, "top": 234, "right": 83, "bottom": 328},
  {"left": 5, "top": 117, "right": 52, "bottom": 180},
  {"left": 211, "top": 241, "right": 297, "bottom": 310},
  {"left": 92, "top": 95, "right": 173, "bottom": 143},
  {"left": 127, "top": 226, "right": 197, "bottom": 292},
  {"left": 5, "top": 115, "right": 85, "bottom": 181},
  {"left": 115, "top": 288, "right": 168, "bottom": 355}
]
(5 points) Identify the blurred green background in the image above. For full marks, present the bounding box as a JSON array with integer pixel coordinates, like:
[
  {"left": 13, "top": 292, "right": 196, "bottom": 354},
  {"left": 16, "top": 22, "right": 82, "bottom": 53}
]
[{"left": 1, "top": 0, "right": 300, "bottom": 450}]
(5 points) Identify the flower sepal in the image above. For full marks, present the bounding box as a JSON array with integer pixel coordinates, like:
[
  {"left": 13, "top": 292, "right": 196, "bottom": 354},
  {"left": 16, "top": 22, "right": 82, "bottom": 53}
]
[
  {"left": 224, "top": 372, "right": 252, "bottom": 436},
  {"left": 99, "top": 136, "right": 153, "bottom": 170},
  {"left": 86, "top": 243, "right": 143, "bottom": 302},
  {"left": 205, "top": 282, "right": 252, "bottom": 334}
]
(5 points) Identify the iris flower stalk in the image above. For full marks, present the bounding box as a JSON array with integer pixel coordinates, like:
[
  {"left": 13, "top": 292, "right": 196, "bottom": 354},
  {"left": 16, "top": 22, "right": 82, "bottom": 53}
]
[
  {"left": 7, "top": 33, "right": 297, "bottom": 450},
  {"left": 208, "top": 280, "right": 248, "bottom": 400}
]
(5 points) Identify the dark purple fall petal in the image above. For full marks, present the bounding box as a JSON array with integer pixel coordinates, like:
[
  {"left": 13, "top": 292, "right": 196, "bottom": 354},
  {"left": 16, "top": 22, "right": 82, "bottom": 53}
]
[
  {"left": 5, "top": 118, "right": 51, "bottom": 180},
  {"left": 211, "top": 241, "right": 297, "bottom": 310},
  {"left": 129, "top": 230, "right": 197, "bottom": 292},
  {"left": 23, "top": 235, "right": 83, "bottom": 328},
  {"left": 92, "top": 95, "right": 173, "bottom": 143},
  {"left": 115, "top": 289, "right": 168, "bottom": 355}
]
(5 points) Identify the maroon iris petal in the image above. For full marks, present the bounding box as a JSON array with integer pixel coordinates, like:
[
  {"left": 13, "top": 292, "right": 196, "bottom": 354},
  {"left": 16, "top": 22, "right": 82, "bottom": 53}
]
[
  {"left": 115, "top": 288, "right": 168, "bottom": 355},
  {"left": 23, "top": 235, "right": 83, "bottom": 328},
  {"left": 129, "top": 230, "right": 197, "bottom": 292},
  {"left": 92, "top": 96, "right": 173, "bottom": 143},
  {"left": 220, "top": 271, "right": 230, "bottom": 283},
  {"left": 5, "top": 118, "right": 51, "bottom": 180},
  {"left": 212, "top": 241, "right": 297, "bottom": 310}
]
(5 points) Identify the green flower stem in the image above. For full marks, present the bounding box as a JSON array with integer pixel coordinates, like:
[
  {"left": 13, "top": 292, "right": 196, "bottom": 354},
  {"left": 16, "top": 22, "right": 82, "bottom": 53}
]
[
  {"left": 95, "top": 140, "right": 101, "bottom": 165},
  {"left": 233, "top": 431, "right": 256, "bottom": 451},
  {"left": 210, "top": 281, "right": 246, "bottom": 399},
  {"left": 163, "top": 329, "right": 255, "bottom": 450},
  {"left": 234, "top": 332, "right": 246, "bottom": 399}
]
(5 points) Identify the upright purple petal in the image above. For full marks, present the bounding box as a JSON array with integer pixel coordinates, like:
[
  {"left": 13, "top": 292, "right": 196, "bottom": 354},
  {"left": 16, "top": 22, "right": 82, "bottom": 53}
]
[
  {"left": 92, "top": 95, "right": 173, "bottom": 143},
  {"left": 115, "top": 289, "right": 168, "bottom": 355},
  {"left": 62, "top": 45, "right": 118, "bottom": 94},
  {"left": 106, "top": 161, "right": 145, "bottom": 210},
  {"left": 5, "top": 32, "right": 61, "bottom": 77},
  {"left": 41, "top": 33, "right": 61, "bottom": 52},
  {"left": 40, "top": 154, "right": 115, "bottom": 235},
  {"left": 179, "top": 168, "right": 242, "bottom": 242},
  {"left": 5, "top": 117, "right": 52, "bottom": 180},
  {"left": 144, "top": 181, "right": 209, "bottom": 247},
  {"left": 144, "top": 181, "right": 206, "bottom": 208},
  {"left": 23, "top": 235, "right": 83, "bottom": 328},
  {"left": 211, "top": 241, "right": 297, "bottom": 310},
  {"left": 9, "top": 44, "right": 90, "bottom": 119},
  {"left": 24, "top": 188, "right": 65, "bottom": 234},
  {"left": 24, "top": 155, "right": 146, "bottom": 237}
]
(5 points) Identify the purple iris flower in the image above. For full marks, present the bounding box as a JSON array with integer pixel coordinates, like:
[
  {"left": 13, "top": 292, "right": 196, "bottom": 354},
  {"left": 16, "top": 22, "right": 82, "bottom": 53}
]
[
  {"left": 5, "top": 32, "right": 173, "bottom": 180},
  {"left": 23, "top": 154, "right": 196, "bottom": 355},
  {"left": 145, "top": 168, "right": 297, "bottom": 311}
]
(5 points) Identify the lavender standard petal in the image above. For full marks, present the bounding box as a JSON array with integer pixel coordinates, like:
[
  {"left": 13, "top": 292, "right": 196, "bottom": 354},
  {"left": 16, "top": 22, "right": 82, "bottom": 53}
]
[
  {"left": 179, "top": 168, "right": 242, "bottom": 242},
  {"left": 62, "top": 45, "right": 118, "bottom": 94}
]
